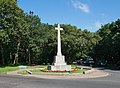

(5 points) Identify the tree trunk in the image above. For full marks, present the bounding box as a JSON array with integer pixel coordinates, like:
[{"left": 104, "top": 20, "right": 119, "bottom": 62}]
[
  {"left": 26, "top": 48, "right": 31, "bottom": 65},
  {"left": 0, "top": 44, "right": 4, "bottom": 65},
  {"left": 28, "top": 48, "right": 31, "bottom": 65},
  {"left": 13, "top": 40, "right": 20, "bottom": 65},
  {"left": 10, "top": 52, "right": 12, "bottom": 64}
]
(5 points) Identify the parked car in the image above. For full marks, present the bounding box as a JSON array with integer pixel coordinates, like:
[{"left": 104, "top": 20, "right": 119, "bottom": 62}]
[
  {"left": 97, "top": 60, "right": 107, "bottom": 66},
  {"left": 73, "top": 58, "right": 95, "bottom": 66},
  {"left": 72, "top": 59, "right": 85, "bottom": 65},
  {"left": 77, "top": 59, "right": 87, "bottom": 65},
  {"left": 85, "top": 57, "right": 95, "bottom": 66}
]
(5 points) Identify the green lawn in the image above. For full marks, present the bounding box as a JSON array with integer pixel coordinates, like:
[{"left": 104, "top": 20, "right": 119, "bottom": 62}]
[
  {"left": 0, "top": 65, "right": 89, "bottom": 75},
  {"left": 0, "top": 66, "right": 19, "bottom": 74},
  {"left": 71, "top": 68, "right": 87, "bottom": 74},
  {"left": 19, "top": 65, "right": 89, "bottom": 75},
  {"left": 39, "top": 65, "right": 47, "bottom": 68}
]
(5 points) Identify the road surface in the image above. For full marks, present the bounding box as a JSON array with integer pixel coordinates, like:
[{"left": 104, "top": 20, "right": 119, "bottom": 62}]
[{"left": 0, "top": 69, "right": 120, "bottom": 88}]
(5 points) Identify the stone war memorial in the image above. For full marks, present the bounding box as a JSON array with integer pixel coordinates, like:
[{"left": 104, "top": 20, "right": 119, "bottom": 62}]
[{"left": 48, "top": 24, "right": 71, "bottom": 71}]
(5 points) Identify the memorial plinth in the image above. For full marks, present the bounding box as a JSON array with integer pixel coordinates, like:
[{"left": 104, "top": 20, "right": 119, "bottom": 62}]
[
  {"left": 48, "top": 55, "right": 71, "bottom": 71},
  {"left": 48, "top": 24, "right": 71, "bottom": 71}
]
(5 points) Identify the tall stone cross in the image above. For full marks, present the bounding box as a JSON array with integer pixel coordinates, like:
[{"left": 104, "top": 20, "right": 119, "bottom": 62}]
[
  {"left": 47, "top": 24, "right": 71, "bottom": 71},
  {"left": 55, "top": 24, "right": 63, "bottom": 56}
]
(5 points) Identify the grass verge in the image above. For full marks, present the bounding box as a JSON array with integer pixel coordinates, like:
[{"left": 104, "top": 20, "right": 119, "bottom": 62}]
[{"left": 0, "top": 66, "right": 19, "bottom": 74}]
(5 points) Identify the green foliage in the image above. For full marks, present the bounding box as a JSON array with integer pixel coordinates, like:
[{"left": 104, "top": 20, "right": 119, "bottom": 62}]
[
  {"left": 0, "top": 0, "right": 25, "bottom": 65},
  {"left": 93, "top": 19, "right": 120, "bottom": 67},
  {"left": 2, "top": 0, "right": 120, "bottom": 67}
]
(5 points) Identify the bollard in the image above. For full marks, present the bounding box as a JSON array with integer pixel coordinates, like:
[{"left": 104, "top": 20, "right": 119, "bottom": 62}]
[
  {"left": 83, "top": 71, "right": 85, "bottom": 74},
  {"left": 26, "top": 70, "right": 32, "bottom": 74}
]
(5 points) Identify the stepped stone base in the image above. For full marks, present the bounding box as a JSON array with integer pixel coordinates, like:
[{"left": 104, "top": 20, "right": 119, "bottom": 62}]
[
  {"left": 53, "top": 55, "right": 66, "bottom": 65},
  {"left": 48, "top": 65, "right": 71, "bottom": 71},
  {"left": 47, "top": 55, "right": 71, "bottom": 71}
]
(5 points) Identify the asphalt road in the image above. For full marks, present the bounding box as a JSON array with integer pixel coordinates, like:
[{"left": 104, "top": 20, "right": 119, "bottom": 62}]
[{"left": 0, "top": 70, "right": 120, "bottom": 88}]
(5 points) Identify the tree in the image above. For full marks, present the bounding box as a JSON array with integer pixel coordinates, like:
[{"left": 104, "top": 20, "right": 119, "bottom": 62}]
[
  {"left": 93, "top": 19, "right": 120, "bottom": 67},
  {"left": 0, "top": 0, "right": 26, "bottom": 65}
]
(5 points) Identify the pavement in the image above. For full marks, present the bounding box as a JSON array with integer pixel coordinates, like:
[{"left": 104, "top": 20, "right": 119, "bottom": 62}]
[{"left": 7, "top": 66, "right": 109, "bottom": 79}]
